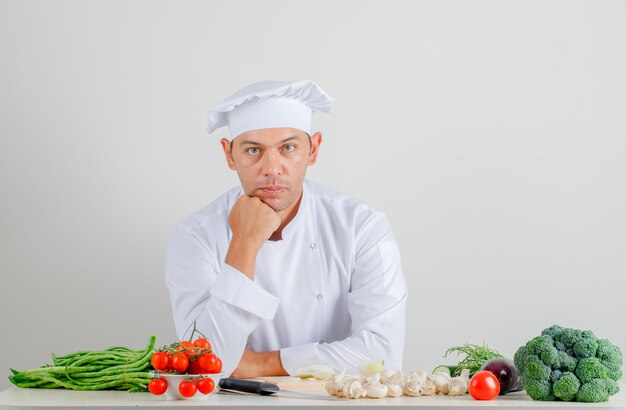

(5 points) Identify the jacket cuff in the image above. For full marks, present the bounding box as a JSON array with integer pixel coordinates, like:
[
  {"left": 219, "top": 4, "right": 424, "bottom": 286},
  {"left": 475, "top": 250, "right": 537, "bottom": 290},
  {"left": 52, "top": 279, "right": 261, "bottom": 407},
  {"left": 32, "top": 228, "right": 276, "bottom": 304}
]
[
  {"left": 280, "top": 342, "right": 327, "bottom": 375},
  {"left": 210, "top": 263, "right": 280, "bottom": 320}
]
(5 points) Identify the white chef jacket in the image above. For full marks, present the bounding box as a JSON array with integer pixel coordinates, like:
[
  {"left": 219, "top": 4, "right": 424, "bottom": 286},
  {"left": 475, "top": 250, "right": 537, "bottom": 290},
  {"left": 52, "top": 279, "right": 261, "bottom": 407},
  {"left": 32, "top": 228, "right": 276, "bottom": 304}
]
[{"left": 165, "top": 179, "right": 407, "bottom": 377}]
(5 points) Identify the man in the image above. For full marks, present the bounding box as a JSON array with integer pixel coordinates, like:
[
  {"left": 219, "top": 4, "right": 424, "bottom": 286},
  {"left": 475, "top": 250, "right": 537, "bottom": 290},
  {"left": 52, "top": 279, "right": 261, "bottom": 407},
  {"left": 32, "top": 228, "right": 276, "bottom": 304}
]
[{"left": 166, "top": 80, "right": 407, "bottom": 378}]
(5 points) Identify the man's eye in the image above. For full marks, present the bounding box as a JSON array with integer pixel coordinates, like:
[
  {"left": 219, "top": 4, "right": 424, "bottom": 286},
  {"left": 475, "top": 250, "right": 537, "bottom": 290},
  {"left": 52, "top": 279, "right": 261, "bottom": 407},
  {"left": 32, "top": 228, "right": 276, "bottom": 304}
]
[
  {"left": 247, "top": 147, "right": 260, "bottom": 155},
  {"left": 283, "top": 144, "right": 295, "bottom": 153}
]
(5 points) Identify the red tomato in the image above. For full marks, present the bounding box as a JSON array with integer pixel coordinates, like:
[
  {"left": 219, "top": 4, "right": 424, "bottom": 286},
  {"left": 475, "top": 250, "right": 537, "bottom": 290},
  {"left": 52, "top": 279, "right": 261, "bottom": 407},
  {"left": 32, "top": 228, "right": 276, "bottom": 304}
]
[
  {"left": 194, "top": 338, "right": 212, "bottom": 351},
  {"left": 171, "top": 353, "right": 189, "bottom": 373},
  {"left": 469, "top": 370, "right": 500, "bottom": 400},
  {"left": 148, "top": 378, "right": 167, "bottom": 396},
  {"left": 197, "top": 377, "right": 215, "bottom": 395},
  {"left": 188, "top": 359, "right": 203, "bottom": 375},
  {"left": 178, "top": 380, "right": 197, "bottom": 398},
  {"left": 178, "top": 340, "right": 199, "bottom": 358},
  {"left": 150, "top": 352, "right": 170, "bottom": 371},
  {"left": 198, "top": 353, "right": 220, "bottom": 373},
  {"left": 214, "top": 357, "right": 222, "bottom": 373}
]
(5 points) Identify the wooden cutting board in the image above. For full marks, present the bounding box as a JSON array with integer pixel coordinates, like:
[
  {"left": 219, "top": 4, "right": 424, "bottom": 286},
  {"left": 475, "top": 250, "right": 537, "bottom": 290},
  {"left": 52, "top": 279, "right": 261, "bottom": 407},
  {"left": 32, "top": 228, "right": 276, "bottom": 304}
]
[{"left": 253, "top": 376, "right": 328, "bottom": 395}]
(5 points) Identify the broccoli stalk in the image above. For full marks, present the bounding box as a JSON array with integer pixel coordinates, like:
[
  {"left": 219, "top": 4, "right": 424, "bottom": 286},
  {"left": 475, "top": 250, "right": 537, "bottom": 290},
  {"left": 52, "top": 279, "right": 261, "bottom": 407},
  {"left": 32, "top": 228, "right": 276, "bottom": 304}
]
[{"left": 514, "top": 325, "right": 623, "bottom": 403}]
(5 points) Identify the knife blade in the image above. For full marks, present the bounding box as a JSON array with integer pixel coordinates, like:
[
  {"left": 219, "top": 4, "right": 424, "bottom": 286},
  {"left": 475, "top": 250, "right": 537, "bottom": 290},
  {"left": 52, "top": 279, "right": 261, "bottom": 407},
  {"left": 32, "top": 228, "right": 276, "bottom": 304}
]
[{"left": 218, "top": 377, "right": 346, "bottom": 401}]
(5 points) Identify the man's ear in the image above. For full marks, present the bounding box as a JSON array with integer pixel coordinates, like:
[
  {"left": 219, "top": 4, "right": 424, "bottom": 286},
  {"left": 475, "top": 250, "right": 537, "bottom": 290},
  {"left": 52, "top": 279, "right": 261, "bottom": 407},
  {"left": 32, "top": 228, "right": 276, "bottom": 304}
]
[
  {"left": 308, "top": 132, "right": 323, "bottom": 166},
  {"left": 220, "top": 138, "right": 237, "bottom": 170}
]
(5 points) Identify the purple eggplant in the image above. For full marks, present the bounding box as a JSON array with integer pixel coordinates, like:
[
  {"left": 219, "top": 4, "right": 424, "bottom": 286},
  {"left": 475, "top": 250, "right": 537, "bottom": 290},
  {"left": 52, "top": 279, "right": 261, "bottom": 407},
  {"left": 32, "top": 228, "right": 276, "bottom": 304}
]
[{"left": 480, "top": 357, "right": 521, "bottom": 394}]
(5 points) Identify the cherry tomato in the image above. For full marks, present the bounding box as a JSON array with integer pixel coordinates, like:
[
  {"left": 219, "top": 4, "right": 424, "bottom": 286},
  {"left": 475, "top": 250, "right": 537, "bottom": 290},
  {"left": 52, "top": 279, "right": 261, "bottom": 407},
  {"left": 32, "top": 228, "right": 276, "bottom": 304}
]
[
  {"left": 150, "top": 352, "right": 170, "bottom": 371},
  {"left": 194, "top": 338, "right": 212, "bottom": 351},
  {"left": 148, "top": 378, "right": 168, "bottom": 396},
  {"left": 188, "top": 359, "right": 203, "bottom": 375},
  {"left": 171, "top": 353, "right": 189, "bottom": 373},
  {"left": 177, "top": 340, "right": 198, "bottom": 358},
  {"left": 197, "top": 377, "right": 215, "bottom": 395},
  {"left": 178, "top": 380, "right": 197, "bottom": 398},
  {"left": 469, "top": 370, "right": 500, "bottom": 400},
  {"left": 198, "top": 353, "right": 220, "bottom": 373}
]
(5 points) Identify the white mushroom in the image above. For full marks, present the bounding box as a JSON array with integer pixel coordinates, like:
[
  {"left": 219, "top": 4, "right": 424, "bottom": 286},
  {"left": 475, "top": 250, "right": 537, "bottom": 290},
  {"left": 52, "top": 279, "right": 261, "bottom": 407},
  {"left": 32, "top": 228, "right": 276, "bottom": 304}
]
[
  {"left": 429, "top": 371, "right": 452, "bottom": 395},
  {"left": 363, "top": 373, "right": 389, "bottom": 399},
  {"left": 365, "top": 373, "right": 382, "bottom": 385},
  {"left": 366, "top": 382, "right": 388, "bottom": 399},
  {"left": 324, "top": 369, "right": 348, "bottom": 396},
  {"left": 386, "top": 382, "right": 404, "bottom": 397},
  {"left": 421, "top": 377, "right": 436, "bottom": 396},
  {"left": 324, "top": 374, "right": 344, "bottom": 396},
  {"left": 403, "top": 371, "right": 435, "bottom": 396},
  {"left": 342, "top": 377, "right": 367, "bottom": 399},
  {"left": 381, "top": 370, "right": 405, "bottom": 386},
  {"left": 381, "top": 370, "right": 405, "bottom": 397},
  {"left": 448, "top": 369, "right": 470, "bottom": 396}
]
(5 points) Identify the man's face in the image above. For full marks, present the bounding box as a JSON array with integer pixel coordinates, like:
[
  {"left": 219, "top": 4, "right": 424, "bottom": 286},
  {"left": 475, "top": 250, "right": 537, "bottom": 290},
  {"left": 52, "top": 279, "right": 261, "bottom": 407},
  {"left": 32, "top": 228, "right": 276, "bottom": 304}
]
[{"left": 221, "top": 128, "right": 322, "bottom": 213}]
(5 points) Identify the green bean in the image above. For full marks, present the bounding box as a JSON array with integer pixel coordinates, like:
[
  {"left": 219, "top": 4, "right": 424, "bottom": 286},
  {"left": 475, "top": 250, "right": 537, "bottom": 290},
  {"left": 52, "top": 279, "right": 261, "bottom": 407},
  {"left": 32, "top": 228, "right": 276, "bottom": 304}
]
[
  {"left": 19, "top": 365, "right": 106, "bottom": 376},
  {"left": 9, "top": 336, "right": 156, "bottom": 392},
  {"left": 105, "top": 346, "right": 133, "bottom": 351},
  {"left": 67, "top": 353, "right": 139, "bottom": 368},
  {"left": 70, "top": 350, "right": 152, "bottom": 378},
  {"left": 38, "top": 375, "right": 151, "bottom": 391},
  {"left": 66, "top": 372, "right": 151, "bottom": 385}
]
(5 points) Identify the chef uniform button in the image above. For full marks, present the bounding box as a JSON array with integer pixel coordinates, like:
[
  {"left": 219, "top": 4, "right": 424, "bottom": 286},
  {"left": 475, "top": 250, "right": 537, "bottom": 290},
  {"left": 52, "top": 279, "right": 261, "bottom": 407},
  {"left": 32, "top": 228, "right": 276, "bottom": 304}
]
[
  {"left": 316, "top": 293, "right": 324, "bottom": 300},
  {"left": 309, "top": 242, "right": 317, "bottom": 249}
]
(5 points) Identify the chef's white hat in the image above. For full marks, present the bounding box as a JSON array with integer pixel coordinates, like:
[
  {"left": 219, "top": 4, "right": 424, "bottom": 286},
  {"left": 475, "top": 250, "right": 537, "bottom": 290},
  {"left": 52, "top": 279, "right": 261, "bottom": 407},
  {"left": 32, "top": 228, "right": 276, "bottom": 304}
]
[{"left": 206, "top": 80, "right": 334, "bottom": 138}]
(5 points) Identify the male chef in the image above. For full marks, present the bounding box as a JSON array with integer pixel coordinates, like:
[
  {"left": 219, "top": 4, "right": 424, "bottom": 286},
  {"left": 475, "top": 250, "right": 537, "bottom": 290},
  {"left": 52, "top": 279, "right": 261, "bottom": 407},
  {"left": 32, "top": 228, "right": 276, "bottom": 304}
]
[{"left": 166, "top": 80, "right": 408, "bottom": 378}]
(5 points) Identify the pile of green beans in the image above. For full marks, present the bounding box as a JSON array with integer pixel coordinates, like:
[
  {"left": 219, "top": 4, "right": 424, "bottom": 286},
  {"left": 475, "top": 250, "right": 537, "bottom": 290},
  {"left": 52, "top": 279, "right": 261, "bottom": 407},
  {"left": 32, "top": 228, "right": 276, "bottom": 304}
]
[{"left": 9, "top": 336, "right": 155, "bottom": 392}]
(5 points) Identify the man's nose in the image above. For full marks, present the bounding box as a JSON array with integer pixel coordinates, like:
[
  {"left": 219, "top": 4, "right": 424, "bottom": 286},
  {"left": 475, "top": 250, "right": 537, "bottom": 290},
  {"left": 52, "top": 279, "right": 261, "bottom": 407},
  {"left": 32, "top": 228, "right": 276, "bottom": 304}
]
[{"left": 261, "top": 149, "right": 282, "bottom": 176}]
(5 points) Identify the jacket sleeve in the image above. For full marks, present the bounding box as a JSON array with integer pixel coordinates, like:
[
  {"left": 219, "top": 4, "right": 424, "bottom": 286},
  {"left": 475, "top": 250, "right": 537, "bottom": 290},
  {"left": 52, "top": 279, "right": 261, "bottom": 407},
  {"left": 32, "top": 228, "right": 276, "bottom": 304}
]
[
  {"left": 165, "top": 228, "right": 280, "bottom": 377},
  {"left": 279, "top": 212, "right": 408, "bottom": 374}
]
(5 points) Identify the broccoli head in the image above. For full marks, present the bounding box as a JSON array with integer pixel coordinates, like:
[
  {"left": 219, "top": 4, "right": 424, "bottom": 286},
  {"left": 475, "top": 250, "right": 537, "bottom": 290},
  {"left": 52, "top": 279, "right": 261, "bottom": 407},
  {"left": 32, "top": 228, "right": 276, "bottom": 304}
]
[
  {"left": 525, "top": 354, "right": 552, "bottom": 379},
  {"left": 574, "top": 337, "right": 599, "bottom": 359},
  {"left": 597, "top": 338, "right": 624, "bottom": 380},
  {"left": 514, "top": 325, "right": 623, "bottom": 403},
  {"left": 576, "top": 357, "right": 610, "bottom": 383},
  {"left": 553, "top": 372, "right": 580, "bottom": 401},
  {"left": 576, "top": 378, "right": 617, "bottom": 403},
  {"left": 523, "top": 375, "right": 555, "bottom": 401},
  {"left": 514, "top": 345, "right": 528, "bottom": 372},
  {"left": 558, "top": 350, "right": 577, "bottom": 372}
]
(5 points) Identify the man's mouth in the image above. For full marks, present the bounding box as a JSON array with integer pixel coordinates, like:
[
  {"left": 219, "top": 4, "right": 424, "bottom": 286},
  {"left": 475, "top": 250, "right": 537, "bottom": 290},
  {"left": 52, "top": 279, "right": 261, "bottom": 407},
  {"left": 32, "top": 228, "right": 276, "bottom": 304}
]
[{"left": 259, "top": 186, "right": 286, "bottom": 196}]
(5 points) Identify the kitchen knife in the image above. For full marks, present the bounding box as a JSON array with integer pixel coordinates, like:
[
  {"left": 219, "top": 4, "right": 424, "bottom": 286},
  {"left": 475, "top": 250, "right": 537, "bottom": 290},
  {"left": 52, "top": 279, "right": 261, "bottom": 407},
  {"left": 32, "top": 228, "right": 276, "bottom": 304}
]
[{"left": 218, "top": 377, "right": 345, "bottom": 401}]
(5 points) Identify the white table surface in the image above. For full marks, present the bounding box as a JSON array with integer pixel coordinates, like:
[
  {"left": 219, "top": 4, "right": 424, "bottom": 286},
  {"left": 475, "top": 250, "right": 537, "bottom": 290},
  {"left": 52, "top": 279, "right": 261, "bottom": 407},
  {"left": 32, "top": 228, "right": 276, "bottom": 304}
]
[{"left": 1, "top": 383, "right": 625, "bottom": 410}]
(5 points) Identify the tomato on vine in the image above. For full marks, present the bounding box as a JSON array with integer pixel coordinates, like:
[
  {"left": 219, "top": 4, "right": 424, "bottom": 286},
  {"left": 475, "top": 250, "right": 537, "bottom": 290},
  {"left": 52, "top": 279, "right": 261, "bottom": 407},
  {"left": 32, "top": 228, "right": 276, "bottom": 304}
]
[
  {"left": 170, "top": 353, "right": 189, "bottom": 373},
  {"left": 188, "top": 359, "right": 203, "bottom": 375},
  {"left": 150, "top": 352, "right": 170, "bottom": 371},
  {"left": 193, "top": 338, "right": 212, "bottom": 350},
  {"left": 198, "top": 353, "right": 220, "bottom": 373},
  {"left": 177, "top": 340, "right": 198, "bottom": 358}
]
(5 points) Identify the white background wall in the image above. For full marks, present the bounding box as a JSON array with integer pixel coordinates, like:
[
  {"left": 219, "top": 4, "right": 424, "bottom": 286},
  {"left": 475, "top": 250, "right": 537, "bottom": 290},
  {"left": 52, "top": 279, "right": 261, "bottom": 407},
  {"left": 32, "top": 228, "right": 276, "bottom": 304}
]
[{"left": 1, "top": 0, "right": 624, "bottom": 391}]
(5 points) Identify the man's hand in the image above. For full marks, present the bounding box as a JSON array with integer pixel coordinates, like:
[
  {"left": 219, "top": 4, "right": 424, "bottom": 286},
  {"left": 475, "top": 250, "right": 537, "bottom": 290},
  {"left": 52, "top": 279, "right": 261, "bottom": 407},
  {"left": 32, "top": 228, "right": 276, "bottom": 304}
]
[
  {"left": 229, "top": 196, "right": 281, "bottom": 246},
  {"left": 225, "top": 196, "right": 281, "bottom": 279},
  {"left": 230, "top": 349, "right": 288, "bottom": 379}
]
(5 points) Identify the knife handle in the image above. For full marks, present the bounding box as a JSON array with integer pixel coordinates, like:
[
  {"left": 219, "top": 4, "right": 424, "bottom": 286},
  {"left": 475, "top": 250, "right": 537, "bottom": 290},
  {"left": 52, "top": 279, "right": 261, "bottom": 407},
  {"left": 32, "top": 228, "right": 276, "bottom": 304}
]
[{"left": 218, "top": 378, "right": 279, "bottom": 395}]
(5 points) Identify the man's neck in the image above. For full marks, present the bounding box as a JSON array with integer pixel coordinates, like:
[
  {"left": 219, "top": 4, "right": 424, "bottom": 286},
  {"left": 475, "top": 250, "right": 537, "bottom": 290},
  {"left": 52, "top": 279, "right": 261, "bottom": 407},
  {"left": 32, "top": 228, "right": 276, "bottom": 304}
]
[{"left": 269, "top": 190, "right": 303, "bottom": 241}]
